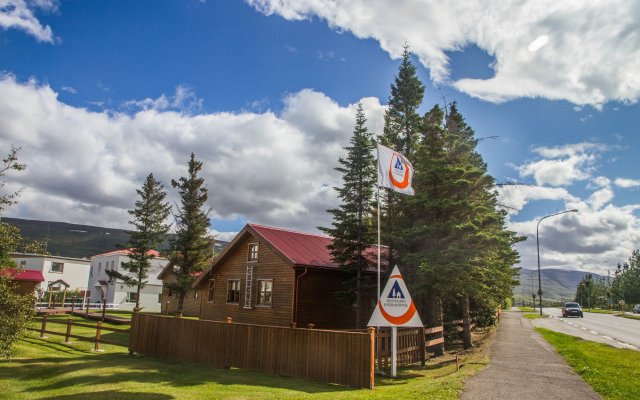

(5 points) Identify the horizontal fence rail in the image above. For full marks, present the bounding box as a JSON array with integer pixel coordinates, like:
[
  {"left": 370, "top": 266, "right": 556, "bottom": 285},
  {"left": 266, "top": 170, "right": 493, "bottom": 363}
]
[
  {"left": 26, "top": 315, "right": 129, "bottom": 350},
  {"left": 129, "top": 313, "right": 375, "bottom": 389}
]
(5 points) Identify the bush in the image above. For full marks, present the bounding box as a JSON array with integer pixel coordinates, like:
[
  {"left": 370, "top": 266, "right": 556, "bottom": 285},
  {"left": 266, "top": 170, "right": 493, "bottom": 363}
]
[{"left": 0, "top": 273, "right": 35, "bottom": 358}]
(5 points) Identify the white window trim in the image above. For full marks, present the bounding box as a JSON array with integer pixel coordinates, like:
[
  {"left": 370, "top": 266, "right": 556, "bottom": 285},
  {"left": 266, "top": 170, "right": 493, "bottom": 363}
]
[
  {"left": 256, "top": 279, "right": 273, "bottom": 307},
  {"left": 247, "top": 242, "right": 259, "bottom": 263}
]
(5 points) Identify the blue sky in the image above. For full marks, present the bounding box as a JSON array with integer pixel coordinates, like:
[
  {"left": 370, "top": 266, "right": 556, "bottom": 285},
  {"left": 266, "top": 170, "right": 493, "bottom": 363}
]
[{"left": 1, "top": 0, "right": 639, "bottom": 274}]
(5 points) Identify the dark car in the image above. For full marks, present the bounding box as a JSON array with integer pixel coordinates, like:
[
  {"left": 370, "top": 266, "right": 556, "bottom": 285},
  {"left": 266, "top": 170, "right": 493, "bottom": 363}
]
[{"left": 562, "top": 302, "right": 584, "bottom": 318}]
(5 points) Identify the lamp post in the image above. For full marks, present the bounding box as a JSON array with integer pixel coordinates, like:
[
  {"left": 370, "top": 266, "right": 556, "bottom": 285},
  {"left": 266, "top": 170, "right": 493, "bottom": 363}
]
[{"left": 536, "top": 209, "right": 578, "bottom": 316}]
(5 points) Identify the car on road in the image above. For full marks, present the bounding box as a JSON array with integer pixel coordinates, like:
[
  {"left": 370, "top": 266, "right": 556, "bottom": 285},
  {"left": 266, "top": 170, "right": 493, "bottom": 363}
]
[
  {"left": 562, "top": 302, "right": 584, "bottom": 318},
  {"left": 634, "top": 304, "right": 640, "bottom": 314}
]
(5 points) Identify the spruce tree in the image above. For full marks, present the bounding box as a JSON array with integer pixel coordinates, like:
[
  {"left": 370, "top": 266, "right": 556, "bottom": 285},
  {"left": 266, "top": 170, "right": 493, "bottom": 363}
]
[
  {"left": 170, "top": 153, "right": 213, "bottom": 314},
  {"left": 319, "top": 104, "right": 377, "bottom": 328},
  {"left": 380, "top": 45, "right": 425, "bottom": 273},
  {"left": 106, "top": 174, "right": 171, "bottom": 311}
]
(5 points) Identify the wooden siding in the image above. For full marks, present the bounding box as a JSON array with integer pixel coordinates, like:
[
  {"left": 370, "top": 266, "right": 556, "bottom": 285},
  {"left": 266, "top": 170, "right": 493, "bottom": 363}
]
[
  {"left": 129, "top": 313, "right": 375, "bottom": 389},
  {"left": 14, "top": 281, "right": 38, "bottom": 297},
  {"left": 160, "top": 271, "right": 201, "bottom": 317},
  {"left": 295, "top": 269, "right": 375, "bottom": 329},
  {"left": 199, "top": 234, "right": 296, "bottom": 326}
]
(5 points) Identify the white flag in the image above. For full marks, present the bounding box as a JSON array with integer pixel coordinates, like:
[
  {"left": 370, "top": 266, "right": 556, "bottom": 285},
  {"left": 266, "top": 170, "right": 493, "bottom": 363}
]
[{"left": 377, "top": 144, "right": 415, "bottom": 195}]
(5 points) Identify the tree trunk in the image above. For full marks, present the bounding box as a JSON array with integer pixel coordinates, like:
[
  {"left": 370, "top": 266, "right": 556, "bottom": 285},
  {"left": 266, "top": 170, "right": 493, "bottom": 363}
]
[
  {"left": 356, "top": 269, "right": 362, "bottom": 329},
  {"left": 462, "top": 294, "right": 473, "bottom": 349},
  {"left": 177, "top": 291, "right": 185, "bottom": 315},
  {"left": 425, "top": 290, "right": 444, "bottom": 356}
]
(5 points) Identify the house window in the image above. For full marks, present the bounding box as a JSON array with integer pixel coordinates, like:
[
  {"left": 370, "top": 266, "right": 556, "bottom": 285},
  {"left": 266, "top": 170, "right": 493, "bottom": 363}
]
[
  {"left": 257, "top": 280, "right": 273, "bottom": 306},
  {"left": 127, "top": 292, "right": 138, "bottom": 303},
  {"left": 98, "top": 262, "right": 102, "bottom": 273},
  {"left": 111, "top": 261, "right": 115, "bottom": 270},
  {"left": 227, "top": 280, "right": 240, "bottom": 303},
  {"left": 207, "top": 280, "right": 215, "bottom": 303},
  {"left": 193, "top": 290, "right": 199, "bottom": 299},
  {"left": 51, "top": 262, "right": 64, "bottom": 273},
  {"left": 248, "top": 243, "right": 259, "bottom": 262},
  {"left": 158, "top": 293, "right": 162, "bottom": 303}
]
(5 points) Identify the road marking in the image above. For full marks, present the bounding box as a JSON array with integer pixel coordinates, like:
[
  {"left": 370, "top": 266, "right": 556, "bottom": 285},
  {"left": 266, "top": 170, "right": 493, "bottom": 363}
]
[
  {"left": 581, "top": 327, "right": 588, "bottom": 330},
  {"left": 601, "top": 336, "right": 613, "bottom": 340},
  {"left": 589, "top": 330, "right": 598, "bottom": 335}
]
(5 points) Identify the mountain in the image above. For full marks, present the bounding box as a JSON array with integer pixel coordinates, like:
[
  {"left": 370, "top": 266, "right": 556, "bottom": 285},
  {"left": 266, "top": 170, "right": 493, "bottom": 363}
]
[
  {"left": 513, "top": 268, "right": 606, "bottom": 303},
  {"left": 2, "top": 217, "right": 228, "bottom": 259}
]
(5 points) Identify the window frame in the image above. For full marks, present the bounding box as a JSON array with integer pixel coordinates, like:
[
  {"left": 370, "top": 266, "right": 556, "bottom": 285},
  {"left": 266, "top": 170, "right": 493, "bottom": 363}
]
[
  {"left": 207, "top": 279, "right": 215, "bottom": 303},
  {"left": 256, "top": 279, "right": 273, "bottom": 307},
  {"left": 50, "top": 262, "right": 64, "bottom": 273},
  {"left": 126, "top": 292, "right": 138, "bottom": 303},
  {"left": 247, "top": 243, "right": 259, "bottom": 262},
  {"left": 226, "top": 279, "right": 241, "bottom": 304}
]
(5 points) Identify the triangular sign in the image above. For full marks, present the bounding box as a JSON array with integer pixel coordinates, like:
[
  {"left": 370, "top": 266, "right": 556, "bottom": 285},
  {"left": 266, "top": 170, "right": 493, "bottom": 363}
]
[{"left": 368, "top": 266, "right": 423, "bottom": 327}]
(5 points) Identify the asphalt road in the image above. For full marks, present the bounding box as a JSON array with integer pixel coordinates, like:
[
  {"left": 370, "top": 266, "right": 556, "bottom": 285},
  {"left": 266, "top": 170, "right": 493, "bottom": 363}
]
[{"left": 531, "top": 308, "right": 640, "bottom": 350}]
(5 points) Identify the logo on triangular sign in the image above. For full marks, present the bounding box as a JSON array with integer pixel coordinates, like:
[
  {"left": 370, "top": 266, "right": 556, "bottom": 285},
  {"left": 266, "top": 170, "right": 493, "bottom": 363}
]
[{"left": 368, "top": 266, "right": 423, "bottom": 327}]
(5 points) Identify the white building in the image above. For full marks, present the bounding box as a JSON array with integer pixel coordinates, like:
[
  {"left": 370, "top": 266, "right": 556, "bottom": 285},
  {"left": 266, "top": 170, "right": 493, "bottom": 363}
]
[
  {"left": 11, "top": 253, "right": 91, "bottom": 299},
  {"left": 88, "top": 249, "right": 168, "bottom": 312}
]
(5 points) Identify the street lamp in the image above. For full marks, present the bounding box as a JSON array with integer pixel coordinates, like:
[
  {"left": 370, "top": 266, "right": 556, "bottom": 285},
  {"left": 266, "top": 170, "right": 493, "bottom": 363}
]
[{"left": 536, "top": 209, "right": 578, "bottom": 316}]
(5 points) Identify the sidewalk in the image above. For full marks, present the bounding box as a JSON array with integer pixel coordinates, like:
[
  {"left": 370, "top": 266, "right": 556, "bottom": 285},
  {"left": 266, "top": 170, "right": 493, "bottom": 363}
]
[{"left": 461, "top": 311, "right": 601, "bottom": 400}]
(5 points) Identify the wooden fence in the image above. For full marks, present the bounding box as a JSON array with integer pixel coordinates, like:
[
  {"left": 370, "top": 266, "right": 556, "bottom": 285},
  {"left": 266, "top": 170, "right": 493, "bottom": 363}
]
[
  {"left": 26, "top": 315, "right": 130, "bottom": 351},
  {"left": 129, "top": 313, "right": 375, "bottom": 389},
  {"left": 375, "top": 326, "right": 444, "bottom": 368}
]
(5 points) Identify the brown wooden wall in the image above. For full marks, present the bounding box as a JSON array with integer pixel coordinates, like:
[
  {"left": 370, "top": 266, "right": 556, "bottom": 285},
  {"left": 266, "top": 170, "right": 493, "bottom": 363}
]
[
  {"left": 199, "top": 234, "right": 296, "bottom": 326},
  {"left": 295, "top": 269, "right": 375, "bottom": 329},
  {"left": 129, "top": 313, "right": 375, "bottom": 389},
  {"left": 160, "top": 271, "right": 201, "bottom": 317},
  {"left": 14, "top": 281, "right": 38, "bottom": 297}
]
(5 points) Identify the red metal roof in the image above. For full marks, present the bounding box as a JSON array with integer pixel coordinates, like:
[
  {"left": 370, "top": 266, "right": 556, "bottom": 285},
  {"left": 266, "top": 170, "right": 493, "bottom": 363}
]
[
  {"left": 91, "top": 249, "right": 161, "bottom": 258},
  {"left": 1, "top": 269, "right": 45, "bottom": 282},
  {"left": 250, "top": 224, "right": 338, "bottom": 269}
]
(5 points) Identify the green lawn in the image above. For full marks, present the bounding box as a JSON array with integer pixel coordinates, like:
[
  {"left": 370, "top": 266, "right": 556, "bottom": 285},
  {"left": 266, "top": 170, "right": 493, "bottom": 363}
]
[
  {"left": 0, "top": 328, "right": 492, "bottom": 399},
  {"left": 536, "top": 328, "right": 640, "bottom": 400},
  {"left": 583, "top": 309, "right": 617, "bottom": 314},
  {"left": 517, "top": 307, "right": 535, "bottom": 312}
]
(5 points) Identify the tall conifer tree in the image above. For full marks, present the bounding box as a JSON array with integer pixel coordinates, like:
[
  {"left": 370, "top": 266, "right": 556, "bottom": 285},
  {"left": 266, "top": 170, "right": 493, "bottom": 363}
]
[
  {"left": 320, "top": 104, "right": 377, "bottom": 328},
  {"left": 170, "top": 153, "right": 213, "bottom": 314},
  {"left": 380, "top": 45, "right": 425, "bottom": 272},
  {"left": 106, "top": 174, "right": 171, "bottom": 311}
]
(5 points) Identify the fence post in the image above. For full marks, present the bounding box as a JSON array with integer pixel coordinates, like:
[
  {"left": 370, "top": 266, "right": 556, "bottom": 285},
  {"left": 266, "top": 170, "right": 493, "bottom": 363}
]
[
  {"left": 306, "top": 323, "right": 315, "bottom": 329},
  {"left": 419, "top": 327, "right": 426, "bottom": 366},
  {"left": 456, "top": 354, "right": 460, "bottom": 371},
  {"left": 40, "top": 314, "right": 48, "bottom": 338},
  {"left": 65, "top": 317, "right": 72, "bottom": 343},
  {"left": 94, "top": 321, "right": 102, "bottom": 351},
  {"left": 368, "top": 327, "right": 376, "bottom": 389},
  {"left": 226, "top": 317, "right": 232, "bottom": 324}
]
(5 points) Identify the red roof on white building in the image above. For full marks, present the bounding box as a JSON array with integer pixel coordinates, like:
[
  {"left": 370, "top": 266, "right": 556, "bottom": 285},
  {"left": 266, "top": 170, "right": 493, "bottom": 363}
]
[
  {"left": 2, "top": 268, "right": 45, "bottom": 282},
  {"left": 91, "top": 249, "right": 161, "bottom": 258}
]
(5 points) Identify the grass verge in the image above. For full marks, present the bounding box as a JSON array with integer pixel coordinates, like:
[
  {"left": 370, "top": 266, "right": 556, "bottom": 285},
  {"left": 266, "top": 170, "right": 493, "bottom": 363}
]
[
  {"left": 536, "top": 328, "right": 640, "bottom": 400},
  {"left": 518, "top": 307, "right": 534, "bottom": 312},
  {"left": 0, "top": 327, "right": 494, "bottom": 399},
  {"left": 522, "top": 313, "right": 547, "bottom": 319},
  {"left": 616, "top": 313, "right": 640, "bottom": 321}
]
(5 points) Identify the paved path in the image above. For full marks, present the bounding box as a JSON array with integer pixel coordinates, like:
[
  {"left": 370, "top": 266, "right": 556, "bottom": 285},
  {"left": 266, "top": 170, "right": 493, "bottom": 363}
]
[{"left": 461, "top": 311, "right": 601, "bottom": 400}]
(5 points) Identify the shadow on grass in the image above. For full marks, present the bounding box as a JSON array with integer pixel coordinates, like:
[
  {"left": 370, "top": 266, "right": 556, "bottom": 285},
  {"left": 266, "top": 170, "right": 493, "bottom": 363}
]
[
  {"left": 45, "top": 390, "right": 173, "bottom": 400},
  {"left": 2, "top": 337, "right": 356, "bottom": 396}
]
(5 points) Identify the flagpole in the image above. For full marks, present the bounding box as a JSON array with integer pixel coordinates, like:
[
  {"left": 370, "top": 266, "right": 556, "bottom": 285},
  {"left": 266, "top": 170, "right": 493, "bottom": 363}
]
[{"left": 377, "top": 187, "right": 381, "bottom": 302}]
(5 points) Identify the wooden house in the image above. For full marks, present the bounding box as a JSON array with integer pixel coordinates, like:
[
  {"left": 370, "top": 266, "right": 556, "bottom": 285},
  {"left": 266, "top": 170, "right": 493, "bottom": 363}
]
[
  {"left": 157, "top": 261, "right": 202, "bottom": 317},
  {"left": 193, "top": 224, "right": 379, "bottom": 329},
  {"left": 1, "top": 268, "right": 44, "bottom": 297}
]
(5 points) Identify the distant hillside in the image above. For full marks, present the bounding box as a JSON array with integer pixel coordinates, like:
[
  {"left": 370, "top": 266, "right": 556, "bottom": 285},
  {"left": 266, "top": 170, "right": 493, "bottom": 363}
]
[
  {"left": 514, "top": 268, "right": 605, "bottom": 302},
  {"left": 2, "top": 217, "right": 228, "bottom": 259}
]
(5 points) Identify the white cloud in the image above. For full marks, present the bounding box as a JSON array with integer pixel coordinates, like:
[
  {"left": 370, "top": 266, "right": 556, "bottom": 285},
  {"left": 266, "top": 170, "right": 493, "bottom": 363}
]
[
  {"left": 497, "top": 185, "right": 578, "bottom": 214},
  {"left": 587, "top": 187, "right": 613, "bottom": 210},
  {"left": 614, "top": 178, "right": 640, "bottom": 189},
  {"left": 517, "top": 143, "right": 609, "bottom": 187},
  {"left": 247, "top": 0, "right": 640, "bottom": 107},
  {"left": 0, "top": 75, "right": 385, "bottom": 235},
  {"left": 0, "top": 0, "right": 56, "bottom": 43},
  {"left": 122, "top": 84, "right": 203, "bottom": 114},
  {"left": 60, "top": 85, "right": 76, "bottom": 94}
]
